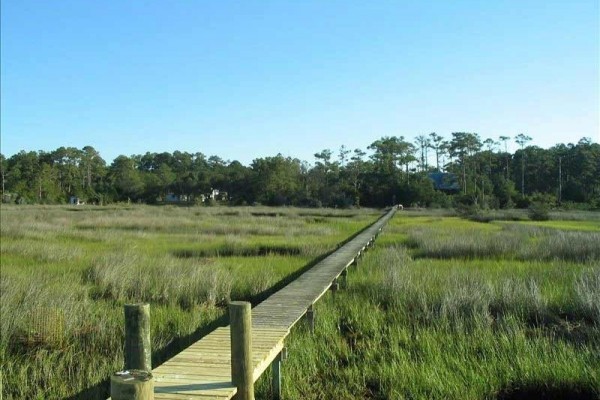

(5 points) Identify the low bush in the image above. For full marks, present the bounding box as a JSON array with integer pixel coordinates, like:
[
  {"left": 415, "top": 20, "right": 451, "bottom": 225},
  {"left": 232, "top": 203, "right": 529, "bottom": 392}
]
[{"left": 529, "top": 201, "right": 550, "bottom": 221}]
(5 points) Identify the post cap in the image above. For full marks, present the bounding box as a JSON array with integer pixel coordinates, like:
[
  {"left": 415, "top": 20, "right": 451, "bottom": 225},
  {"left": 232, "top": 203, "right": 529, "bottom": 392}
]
[{"left": 113, "top": 370, "right": 153, "bottom": 382}]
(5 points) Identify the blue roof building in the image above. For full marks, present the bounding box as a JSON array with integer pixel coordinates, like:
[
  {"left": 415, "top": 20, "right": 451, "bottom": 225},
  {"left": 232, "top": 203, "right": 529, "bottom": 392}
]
[{"left": 428, "top": 172, "right": 460, "bottom": 192}]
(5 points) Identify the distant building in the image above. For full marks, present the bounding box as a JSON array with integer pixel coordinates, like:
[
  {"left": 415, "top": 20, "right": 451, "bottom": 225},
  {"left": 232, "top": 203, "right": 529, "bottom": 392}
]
[
  {"left": 69, "top": 196, "right": 84, "bottom": 205},
  {"left": 165, "top": 193, "right": 180, "bottom": 203},
  {"left": 165, "top": 193, "right": 189, "bottom": 203},
  {"left": 428, "top": 172, "right": 460, "bottom": 192},
  {"left": 209, "top": 189, "right": 228, "bottom": 201}
]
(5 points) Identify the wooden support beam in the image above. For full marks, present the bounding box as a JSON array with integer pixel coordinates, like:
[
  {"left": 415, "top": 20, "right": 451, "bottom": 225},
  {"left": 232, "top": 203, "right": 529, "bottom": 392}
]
[
  {"left": 306, "top": 305, "right": 315, "bottom": 334},
  {"left": 272, "top": 351, "right": 282, "bottom": 400},
  {"left": 124, "top": 303, "right": 151, "bottom": 372},
  {"left": 330, "top": 278, "right": 339, "bottom": 296},
  {"left": 341, "top": 269, "right": 348, "bottom": 290},
  {"left": 230, "top": 301, "right": 254, "bottom": 400}
]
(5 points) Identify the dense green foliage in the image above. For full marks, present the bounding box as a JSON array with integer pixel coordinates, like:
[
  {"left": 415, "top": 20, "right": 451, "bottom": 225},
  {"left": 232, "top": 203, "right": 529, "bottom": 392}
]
[{"left": 2, "top": 135, "right": 598, "bottom": 208}]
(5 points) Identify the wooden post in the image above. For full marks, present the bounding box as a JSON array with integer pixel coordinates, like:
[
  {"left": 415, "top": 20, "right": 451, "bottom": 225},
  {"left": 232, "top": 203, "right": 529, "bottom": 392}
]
[
  {"left": 230, "top": 301, "right": 254, "bottom": 400},
  {"left": 272, "top": 352, "right": 282, "bottom": 400},
  {"left": 306, "top": 305, "right": 315, "bottom": 334},
  {"left": 272, "top": 347, "right": 288, "bottom": 400},
  {"left": 341, "top": 269, "right": 348, "bottom": 290},
  {"left": 124, "top": 303, "right": 151, "bottom": 372},
  {"left": 330, "top": 278, "right": 339, "bottom": 297},
  {"left": 111, "top": 370, "right": 153, "bottom": 400}
]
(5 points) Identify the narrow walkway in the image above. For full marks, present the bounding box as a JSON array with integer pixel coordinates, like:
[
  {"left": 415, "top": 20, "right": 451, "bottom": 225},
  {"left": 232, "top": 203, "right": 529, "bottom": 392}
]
[{"left": 152, "top": 208, "right": 397, "bottom": 399}]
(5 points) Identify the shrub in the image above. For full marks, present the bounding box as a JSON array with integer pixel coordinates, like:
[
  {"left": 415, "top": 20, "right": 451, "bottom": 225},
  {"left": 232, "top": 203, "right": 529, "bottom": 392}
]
[
  {"left": 467, "top": 213, "right": 495, "bottom": 223},
  {"left": 514, "top": 195, "right": 531, "bottom": 209},
  {"left": 528, "top": 202, "right": 550, "bottom": 221},
  {"left": 455, "top": 203, "right": 479, "bottom": 218}
]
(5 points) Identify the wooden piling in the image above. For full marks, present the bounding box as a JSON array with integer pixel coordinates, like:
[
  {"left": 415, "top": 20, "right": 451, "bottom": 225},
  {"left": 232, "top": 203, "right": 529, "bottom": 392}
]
[
  {"left": 341, "top": 269, "right": 348, "bottom": 290},
  {"left": 124, "top": 304, "right": 151, "bottom": 372},
  {"left": 330, "top": 278, "right": 339, "bottom": 295},
  {"left": 306, "top": 304, "right": 315, "bottom": 334},
  {"left": 272, "top": 352, "right": 282, "bottom": 400},
  {"left": 230, "top": 301, "right": 254, "bottom": 400},
  {"left": 111, "top": 370, "right": 153, "bottom": 400}
]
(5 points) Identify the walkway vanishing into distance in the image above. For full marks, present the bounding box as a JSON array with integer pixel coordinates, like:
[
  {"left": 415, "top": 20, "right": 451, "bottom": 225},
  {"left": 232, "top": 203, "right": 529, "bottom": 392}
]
[{"left": 151, "top": 207, "right": 398, "bottom": 399}]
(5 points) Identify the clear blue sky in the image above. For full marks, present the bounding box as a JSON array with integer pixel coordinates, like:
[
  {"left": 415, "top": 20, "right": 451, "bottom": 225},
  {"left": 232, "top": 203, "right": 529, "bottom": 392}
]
[{"left": 1, "top": 0, "right": 598, "bottom": 165}]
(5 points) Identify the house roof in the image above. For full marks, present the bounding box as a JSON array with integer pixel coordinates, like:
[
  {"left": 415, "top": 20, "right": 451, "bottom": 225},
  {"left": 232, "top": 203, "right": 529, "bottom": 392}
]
[{"left": 428, "top": 172, "right": 460, "bottom": 191}]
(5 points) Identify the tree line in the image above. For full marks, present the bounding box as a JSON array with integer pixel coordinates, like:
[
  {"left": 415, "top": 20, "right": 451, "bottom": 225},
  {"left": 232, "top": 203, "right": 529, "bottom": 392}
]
[{"left": 1, "top": 134, "right": 599, "bottom": 208}]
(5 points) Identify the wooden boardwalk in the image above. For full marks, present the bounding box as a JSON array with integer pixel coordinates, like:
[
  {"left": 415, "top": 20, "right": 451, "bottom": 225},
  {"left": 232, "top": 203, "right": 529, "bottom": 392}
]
[{"left": 150, "top": 207, "right": 397, "bottom": 399}]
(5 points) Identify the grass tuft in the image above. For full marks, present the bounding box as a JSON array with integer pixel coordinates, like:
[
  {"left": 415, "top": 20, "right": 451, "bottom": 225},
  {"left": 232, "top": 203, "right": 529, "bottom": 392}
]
[{"left": 84, "top": 253, "right": 232, "bottom": 308}]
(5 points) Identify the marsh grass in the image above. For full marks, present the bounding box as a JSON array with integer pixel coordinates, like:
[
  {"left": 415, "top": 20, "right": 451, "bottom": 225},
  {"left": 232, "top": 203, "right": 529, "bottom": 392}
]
[
  {"left": 0, "top": 204, "right": 379, "bottom": 399},
  {"left": 272, "top": 219, "right": 600, "bottom": 400},
  {"left": 83, "top": 253, "right": 233, "bottom": 308},
  {"left": 574, "top": 268, "right": 600, "bottom": 323},
  {"left": 3, "top": 205, "right": 597, "bottom": 399},
  {"left": 403, "top": 218, "right": 600, "bottom": 262},
  {"left": 0, "top": 274, "right": 92, "bottom": 351},
  {"left": 466, "top": 208, "right": 529, "bottom": 222},
  {"left": 548, "top": 210, "right": 600, "bottom": 221},
  {"left": 456, "top": 208, "right": 600, "bottom": 223}
]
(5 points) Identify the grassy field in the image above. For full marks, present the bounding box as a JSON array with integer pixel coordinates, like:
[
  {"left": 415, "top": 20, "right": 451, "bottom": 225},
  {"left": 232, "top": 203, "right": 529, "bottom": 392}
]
[
  {"left": 1, "top": 206, "right": 599, "bottom": 399},
  {"left": 0, "top": 204, "right": 381, "bottom": 399},
  {"left": 266, "top": 213, "right": 600, "bottom": 399}
]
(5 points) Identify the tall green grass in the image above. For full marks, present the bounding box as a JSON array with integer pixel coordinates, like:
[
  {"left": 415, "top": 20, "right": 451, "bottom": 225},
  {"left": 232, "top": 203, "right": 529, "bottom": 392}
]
[
  {"left": 0, "top": 204, "right": 379, "bottom": 399},
  {"left": 266, "top": 215, "right": 600, "bottom": 399},
  {"left": 403, "top": 218, "right": 600, "bottom": 262}
]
